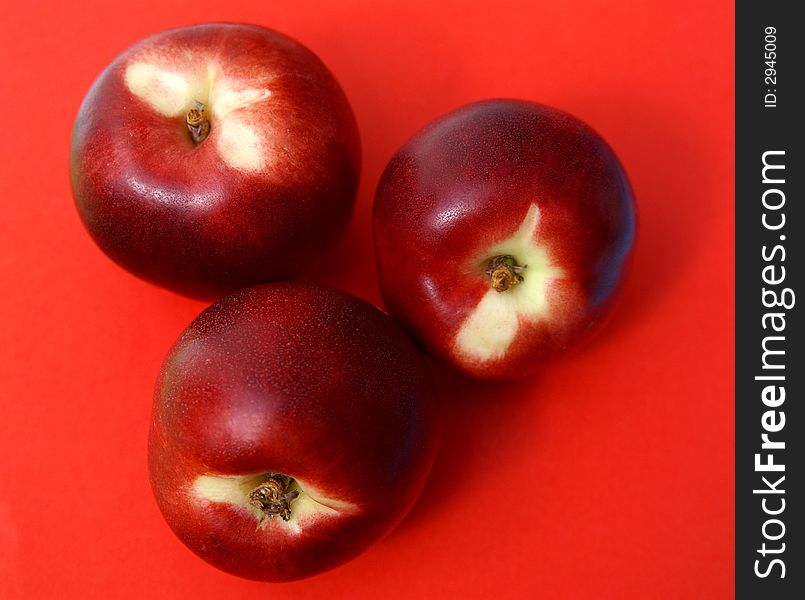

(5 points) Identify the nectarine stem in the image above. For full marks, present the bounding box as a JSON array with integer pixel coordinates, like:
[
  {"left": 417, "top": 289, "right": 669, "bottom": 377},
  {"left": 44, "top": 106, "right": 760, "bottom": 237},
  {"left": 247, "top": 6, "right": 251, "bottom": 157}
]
[
  {"left": 186, "top": 101, "right": 210, "bottom": 144},
  {"left": 486, "top": 255, "right": 527, "bottom": 293},
  {"left": 248, "top": 474, "right": 299, "bottom": 522}
]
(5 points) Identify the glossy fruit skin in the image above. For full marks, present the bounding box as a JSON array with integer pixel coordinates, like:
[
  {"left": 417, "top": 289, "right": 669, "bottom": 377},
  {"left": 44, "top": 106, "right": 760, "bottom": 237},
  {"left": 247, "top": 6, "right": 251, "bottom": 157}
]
[
  {"left": 373, "top": 99, "right": 636, "bottom": 379},
  {"left": 148, "top": 283, "right": 437, "bottom": 581},
  {"left": 71, "top": 23, "right": 360, "bottom": 298}
]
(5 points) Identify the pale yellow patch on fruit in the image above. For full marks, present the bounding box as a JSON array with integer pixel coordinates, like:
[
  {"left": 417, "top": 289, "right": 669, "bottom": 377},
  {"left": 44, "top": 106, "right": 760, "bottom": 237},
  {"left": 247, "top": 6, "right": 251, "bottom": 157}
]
[
  {"left": 210, "top": 87, "right": 271, "bottom": 120},
  {"left": 216, "top": 118, "right": 265, "bottom": 172},
  {"left": 192, "top": 474, "right": 357, "bottom": 535},
  {"left": 124, "top": 62, "right": 202, "bottom": 117},
  {"left": 124, "top": 59, "right": 273, "bottom": 174},
  {"left": 455, "top": 204, "right": 564, "bottom": 362}
]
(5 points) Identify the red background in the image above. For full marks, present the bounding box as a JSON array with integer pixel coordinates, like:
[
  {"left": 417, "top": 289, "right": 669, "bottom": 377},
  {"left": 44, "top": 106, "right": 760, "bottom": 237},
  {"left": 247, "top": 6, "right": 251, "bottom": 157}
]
[{"left": 0, "top": 1, "right": 734, "bottom": 598}]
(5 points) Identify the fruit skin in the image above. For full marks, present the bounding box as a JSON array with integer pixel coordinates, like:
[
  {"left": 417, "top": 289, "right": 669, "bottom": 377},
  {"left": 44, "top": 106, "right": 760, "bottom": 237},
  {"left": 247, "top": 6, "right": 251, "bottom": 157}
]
[
  {"left": 71, "top": 23, "right": 360, "bottom": 298},
  {"left": 148, "top": 283, "right": 438, "bottom": 582},
  {"left": 373, "top": 99, "right": 636, "bottom": 379}
]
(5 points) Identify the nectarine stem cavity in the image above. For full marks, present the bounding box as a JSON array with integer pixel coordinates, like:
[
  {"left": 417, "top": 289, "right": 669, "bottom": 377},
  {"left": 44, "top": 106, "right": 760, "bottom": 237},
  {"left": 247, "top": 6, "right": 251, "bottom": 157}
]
[
  {"left": 185, "top": 101, "right": 210, "bottom": 144},
  {"left": 248, "top": 474, "right": 300, "bottom": 522},
  {"left": 486, "top": 255, "right": 527, "bottom": 293}
]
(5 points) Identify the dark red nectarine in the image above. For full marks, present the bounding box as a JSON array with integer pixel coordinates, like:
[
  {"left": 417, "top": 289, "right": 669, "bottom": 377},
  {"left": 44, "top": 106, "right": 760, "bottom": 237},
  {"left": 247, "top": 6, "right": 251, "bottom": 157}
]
[
  {"left": 71, "top": 23, "right": 360, "bottom": 298},
  {"left": 373, "top": 99, "right": 636, "bottom": 379},
  {"left": 148, "top": 283, "right": 438, "bottom": 581}
]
